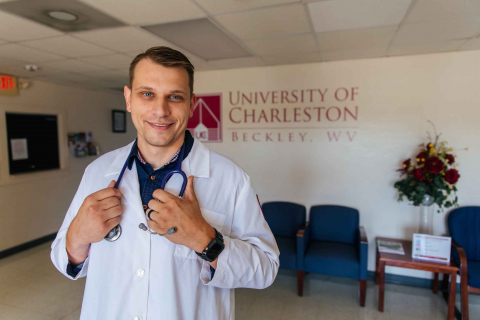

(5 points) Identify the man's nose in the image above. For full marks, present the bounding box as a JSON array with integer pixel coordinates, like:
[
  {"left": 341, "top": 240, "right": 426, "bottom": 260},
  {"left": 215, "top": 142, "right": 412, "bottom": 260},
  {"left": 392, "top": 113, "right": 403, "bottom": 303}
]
[{"left": 152, "top": 97, "right": 171, "bottom": 117}]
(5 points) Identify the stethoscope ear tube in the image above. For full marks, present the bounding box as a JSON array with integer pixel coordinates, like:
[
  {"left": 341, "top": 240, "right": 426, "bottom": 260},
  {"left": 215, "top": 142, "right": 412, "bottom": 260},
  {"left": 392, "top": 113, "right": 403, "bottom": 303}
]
[{"left": 104, "top": 140, "right": 137, "bottom": 242}]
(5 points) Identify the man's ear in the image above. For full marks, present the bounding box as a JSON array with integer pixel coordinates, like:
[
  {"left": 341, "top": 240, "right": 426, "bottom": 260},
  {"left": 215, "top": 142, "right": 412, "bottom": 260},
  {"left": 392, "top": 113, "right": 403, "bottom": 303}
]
[
  {"left": 189, "top": 93, "right": 196, "bottom": 118},
  {"left": 124, "top": 85, "right": 132, "bottom": 113}
]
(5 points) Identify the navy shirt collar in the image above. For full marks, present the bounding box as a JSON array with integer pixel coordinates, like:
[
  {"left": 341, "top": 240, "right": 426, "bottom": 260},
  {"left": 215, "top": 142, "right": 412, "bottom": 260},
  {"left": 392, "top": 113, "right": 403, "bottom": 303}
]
[{"left": 127, "top": 130, "right": 194, "bottom": 171}]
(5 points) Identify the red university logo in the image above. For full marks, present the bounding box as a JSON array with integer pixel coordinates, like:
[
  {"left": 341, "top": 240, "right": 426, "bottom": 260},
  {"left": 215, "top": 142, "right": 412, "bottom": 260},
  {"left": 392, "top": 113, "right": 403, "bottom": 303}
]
[{"left": 187, "top": 94, "right": 222, "bottom": 143}]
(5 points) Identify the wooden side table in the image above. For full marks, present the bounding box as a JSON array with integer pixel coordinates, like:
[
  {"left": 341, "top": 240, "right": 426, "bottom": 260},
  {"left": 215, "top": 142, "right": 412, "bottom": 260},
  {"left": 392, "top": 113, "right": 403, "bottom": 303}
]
[{"left": 375, "top": 237, "right": 459, "bottom": 320}]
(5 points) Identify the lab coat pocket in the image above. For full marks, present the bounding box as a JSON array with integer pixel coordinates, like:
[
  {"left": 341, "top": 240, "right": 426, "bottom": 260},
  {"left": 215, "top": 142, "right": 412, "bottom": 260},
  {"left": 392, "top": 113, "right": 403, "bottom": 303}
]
[{"left": 173, "top": 208, "right": 226, "bottom": 260}]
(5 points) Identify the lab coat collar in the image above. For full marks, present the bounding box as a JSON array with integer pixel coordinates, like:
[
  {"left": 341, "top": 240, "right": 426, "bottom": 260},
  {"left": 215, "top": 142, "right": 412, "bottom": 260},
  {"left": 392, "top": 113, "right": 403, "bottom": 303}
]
[{"left": 104, "top": 138, "right": 210, "bottom": 179}]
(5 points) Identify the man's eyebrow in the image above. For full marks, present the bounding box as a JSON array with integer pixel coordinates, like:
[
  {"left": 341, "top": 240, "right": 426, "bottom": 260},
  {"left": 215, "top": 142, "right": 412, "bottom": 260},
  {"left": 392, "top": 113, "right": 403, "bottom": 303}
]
[
  {"left": 135, "top": 86, "right": 154, "bottom": 91},
  {"left": 170, "top": 90, "right": 188, "bottom": 95}
]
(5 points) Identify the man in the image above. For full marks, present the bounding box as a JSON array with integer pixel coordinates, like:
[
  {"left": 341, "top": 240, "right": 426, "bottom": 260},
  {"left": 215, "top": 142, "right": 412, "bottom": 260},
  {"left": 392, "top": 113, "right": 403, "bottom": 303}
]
[{"left": 51, "top": 46, "right": 279, "bottom": 320}]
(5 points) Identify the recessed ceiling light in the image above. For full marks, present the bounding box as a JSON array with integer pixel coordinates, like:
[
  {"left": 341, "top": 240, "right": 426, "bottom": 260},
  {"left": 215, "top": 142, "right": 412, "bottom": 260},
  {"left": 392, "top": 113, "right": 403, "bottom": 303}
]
[{"left": 47, "top": 10, "right": 77, "bottom": 21}]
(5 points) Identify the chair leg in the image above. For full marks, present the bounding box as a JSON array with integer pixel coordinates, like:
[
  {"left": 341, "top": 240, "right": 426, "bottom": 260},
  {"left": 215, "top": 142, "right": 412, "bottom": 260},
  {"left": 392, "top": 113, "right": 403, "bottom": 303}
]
[
  {"left": 297, "top": 270, "right": 304, "bottom": 297},
  {"left": 359, "top": 279, "right": 367, "bottom": 307},
  {"left": 460, "top": 273, "right": 469, "bottom": 320}
]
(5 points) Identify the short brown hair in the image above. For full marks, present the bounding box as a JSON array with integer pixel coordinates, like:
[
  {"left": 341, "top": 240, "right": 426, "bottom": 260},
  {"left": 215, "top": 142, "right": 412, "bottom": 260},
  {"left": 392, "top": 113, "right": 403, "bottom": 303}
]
[{"left": 129, "top": 46, "right": 195, "bottom": 96}]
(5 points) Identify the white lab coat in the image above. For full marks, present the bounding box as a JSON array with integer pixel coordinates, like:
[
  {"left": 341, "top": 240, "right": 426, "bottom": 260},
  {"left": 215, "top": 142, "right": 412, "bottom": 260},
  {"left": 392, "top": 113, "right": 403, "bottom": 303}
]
[{"left": 51, "top": 139, "right": 279, "bottom": 320}]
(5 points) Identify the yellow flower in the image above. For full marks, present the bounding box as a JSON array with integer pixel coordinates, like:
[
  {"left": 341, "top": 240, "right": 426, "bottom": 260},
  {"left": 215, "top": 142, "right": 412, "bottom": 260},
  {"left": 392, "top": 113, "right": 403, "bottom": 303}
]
[
  {"left": 449, "top": 186, "right": 453, "bottom": 189},
  {"left": 431, "top": 148, "right": 437, "bottom": 154},
  {"left": 448, "top": 148, "right": 452, "bottom": 152}
]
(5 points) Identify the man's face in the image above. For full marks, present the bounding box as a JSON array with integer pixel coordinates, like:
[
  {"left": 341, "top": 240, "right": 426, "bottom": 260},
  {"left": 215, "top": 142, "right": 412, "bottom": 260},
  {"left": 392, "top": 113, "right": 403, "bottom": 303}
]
[{"left": 124, "top": 58, "right": 195, "bottom": 148}]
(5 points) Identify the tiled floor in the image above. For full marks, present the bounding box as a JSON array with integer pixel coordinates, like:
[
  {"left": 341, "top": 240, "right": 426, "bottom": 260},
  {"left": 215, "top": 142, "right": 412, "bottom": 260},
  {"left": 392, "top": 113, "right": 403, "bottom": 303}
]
[{"left": 0, "top": 242, "right": 479, "bottom": 320}]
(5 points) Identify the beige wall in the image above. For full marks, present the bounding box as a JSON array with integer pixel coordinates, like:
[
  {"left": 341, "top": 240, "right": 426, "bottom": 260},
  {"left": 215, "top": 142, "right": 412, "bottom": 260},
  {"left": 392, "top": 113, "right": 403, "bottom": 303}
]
[
  {"left": 194, "top": 50, "right": 480, "bottom": 279},
  {"left": 0, "top": 80, "right": 134, "bottom": 251}
]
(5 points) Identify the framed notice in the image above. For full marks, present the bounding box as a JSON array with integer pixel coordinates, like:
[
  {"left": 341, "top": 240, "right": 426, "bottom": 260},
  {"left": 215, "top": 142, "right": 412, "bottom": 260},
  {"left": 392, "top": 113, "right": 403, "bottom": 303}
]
[
  {"left": 412, "top": 234, "right": 451, "bottom": 264},
  {"left": 112, "top": 110, "right": 126, "bottom": 133}
]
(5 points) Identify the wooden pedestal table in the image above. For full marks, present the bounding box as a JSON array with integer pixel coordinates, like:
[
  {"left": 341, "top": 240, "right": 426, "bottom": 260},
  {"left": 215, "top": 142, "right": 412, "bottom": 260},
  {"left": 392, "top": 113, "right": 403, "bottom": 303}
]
[{"left": 375, "top": 237, "right": 459, "bottom": 320}]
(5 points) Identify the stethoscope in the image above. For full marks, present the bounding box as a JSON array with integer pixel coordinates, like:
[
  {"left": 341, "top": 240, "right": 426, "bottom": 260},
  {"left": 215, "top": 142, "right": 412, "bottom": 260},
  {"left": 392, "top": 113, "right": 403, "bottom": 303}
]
[{"left": 104, "top": 139, "right": 188, "bottom": 242}]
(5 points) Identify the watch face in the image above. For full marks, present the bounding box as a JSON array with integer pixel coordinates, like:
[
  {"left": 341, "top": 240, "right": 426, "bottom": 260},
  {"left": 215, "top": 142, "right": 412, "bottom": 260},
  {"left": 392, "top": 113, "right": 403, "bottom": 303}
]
[{"left": 205, "top": 238, "right": 225, "bottom": 261}]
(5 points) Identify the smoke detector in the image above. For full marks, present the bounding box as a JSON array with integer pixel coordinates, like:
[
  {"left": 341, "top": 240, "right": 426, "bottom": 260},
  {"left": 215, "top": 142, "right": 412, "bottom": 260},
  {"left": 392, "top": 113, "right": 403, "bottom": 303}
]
[{"left": 24, "top": 65, "right": 40, "bottom": 72}]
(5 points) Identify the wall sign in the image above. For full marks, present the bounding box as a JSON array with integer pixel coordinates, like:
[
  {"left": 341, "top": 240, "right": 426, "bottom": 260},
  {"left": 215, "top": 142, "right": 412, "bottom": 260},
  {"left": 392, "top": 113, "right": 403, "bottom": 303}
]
[
  {"left": 0, "top": 75, "right": 18, "bottom": 96},
  {"left": 187, "top": 94, "right": 222, "bottom": 142}
]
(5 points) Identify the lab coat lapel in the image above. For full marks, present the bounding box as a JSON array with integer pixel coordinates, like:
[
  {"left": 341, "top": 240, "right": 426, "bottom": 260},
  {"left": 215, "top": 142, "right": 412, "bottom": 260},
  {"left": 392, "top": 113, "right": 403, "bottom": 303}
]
[
  {"left": 183, "top": 139, "right": 210, "bottom": 178},
  {"left": 104, "top": 140, "right": 145, "bottom": 221},
  {"left": 118, "top": 161, "right": 146, "bottom": 221}
]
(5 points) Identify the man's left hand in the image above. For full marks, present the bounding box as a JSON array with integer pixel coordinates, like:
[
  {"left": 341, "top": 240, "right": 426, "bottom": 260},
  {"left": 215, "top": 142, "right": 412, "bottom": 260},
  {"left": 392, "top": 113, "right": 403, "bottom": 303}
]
[{"left": 147, "top": 176, "right": 216, "bottom": 258}]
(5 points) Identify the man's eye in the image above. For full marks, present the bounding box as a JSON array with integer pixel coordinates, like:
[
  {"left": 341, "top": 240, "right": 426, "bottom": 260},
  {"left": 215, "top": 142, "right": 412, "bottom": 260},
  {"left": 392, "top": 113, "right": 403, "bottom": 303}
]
[
  {"left": 171, "top": 95, "right": 182, "bottom": 100},
  {"left": 143, "top": 92, "right": 153, "bottom": 97}
]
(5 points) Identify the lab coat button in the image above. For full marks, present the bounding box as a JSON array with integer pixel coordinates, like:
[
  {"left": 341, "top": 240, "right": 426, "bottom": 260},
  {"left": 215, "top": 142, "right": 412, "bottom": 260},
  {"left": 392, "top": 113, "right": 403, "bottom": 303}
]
[{"left": 136, "top": 269, "right": 145, "bottom": 277}]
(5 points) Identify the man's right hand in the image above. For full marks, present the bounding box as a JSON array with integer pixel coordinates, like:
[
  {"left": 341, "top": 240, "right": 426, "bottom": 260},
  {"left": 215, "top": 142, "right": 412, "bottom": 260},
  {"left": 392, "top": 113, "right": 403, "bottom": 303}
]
[{"left": 66, "top": 180, "right": 124, "bottom": 266}]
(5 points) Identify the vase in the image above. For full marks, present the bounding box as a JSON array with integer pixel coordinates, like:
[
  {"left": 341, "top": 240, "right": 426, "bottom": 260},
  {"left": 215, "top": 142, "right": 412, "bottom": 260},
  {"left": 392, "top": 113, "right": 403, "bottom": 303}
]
[{"left": 418, "top": 194, "right": 435, "bottom": 234}]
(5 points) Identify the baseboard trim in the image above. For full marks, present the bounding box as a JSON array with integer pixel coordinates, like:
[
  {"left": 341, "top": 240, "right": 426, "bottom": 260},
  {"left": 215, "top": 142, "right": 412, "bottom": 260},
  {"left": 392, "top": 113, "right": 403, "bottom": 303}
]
[
  {"left": 0, "top": 233, "right": 57, "bottom": 259},
  {"left": 367, "top": 271, "right": 434, "bottom": 288}
]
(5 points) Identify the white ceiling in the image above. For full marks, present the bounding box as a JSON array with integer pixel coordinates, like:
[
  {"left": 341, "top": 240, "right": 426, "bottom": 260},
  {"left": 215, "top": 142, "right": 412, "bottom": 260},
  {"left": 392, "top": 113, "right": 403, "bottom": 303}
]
[{"left": 0, "top": 0, "right": 479, "bottom": 92}]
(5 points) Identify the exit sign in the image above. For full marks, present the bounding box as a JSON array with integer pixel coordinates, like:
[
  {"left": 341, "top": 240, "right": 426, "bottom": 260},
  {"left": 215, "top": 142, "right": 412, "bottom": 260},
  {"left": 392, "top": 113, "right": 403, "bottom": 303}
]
[{"left": 0, "top": 75, "right": 18, "bottom": 96}]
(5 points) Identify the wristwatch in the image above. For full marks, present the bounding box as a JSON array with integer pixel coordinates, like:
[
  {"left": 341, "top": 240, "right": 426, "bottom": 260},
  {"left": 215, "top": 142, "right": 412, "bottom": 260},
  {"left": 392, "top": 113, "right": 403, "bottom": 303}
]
[{"left": 195, "top": 228, "right": 225, "bottom": 262}]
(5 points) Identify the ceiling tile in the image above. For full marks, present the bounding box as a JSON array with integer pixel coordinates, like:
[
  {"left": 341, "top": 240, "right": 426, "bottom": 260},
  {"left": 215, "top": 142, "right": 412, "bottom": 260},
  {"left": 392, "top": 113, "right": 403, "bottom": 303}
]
[
  {"left": 41, "top": 72, "right": 97, "bottom": 83},
  {"left": 262, "top": 52, "right": 321, "bottom": 65},
  {"left": 207, "top": 57, "right": 265, "bottom": 69},
  {"left": 215, "top": 4, "right": 311, "bottom": 40},
  {"left": 20, "top": 36, "right": 114, "bottom": 58},
  {"left": 0, "top": 57, "right": 22, "bottom": 68},
  {"left": 144, "top": 19, "right": 251, "bottom": 60},
  {"left": 245, "top": 34, "right": 317, "bottom": 56},
  {"left": 78, "top": 0, "right": 206, "bottom": 25},
  {"left": 308, "top": 0, "right": 412, "bottom": 33},
  {"left": 321, "top": 45, "right": 388, "bottom": 62},
  {"left": 86, "top": 69, "right": 129, "bottom": 83},
  {"left": 317, "top": 25, "right": 397, "bottom": 52},
  {"left": 73, "top": 27, "right": 172, "bottom": 53},
  {"left": 195, "top": 0, "right": 299, "bottom": 15},
  {"left": 393, "top": 16, "right": 480, "bottom": 46},
  {"left": 0, "top": 43, "right": 65, "bottom": 63},
  {"left": 406, "top": 0, "right": 480, "bottom": 24},
  {"left": 388, "top": 39, "right": 466, "bottom": 56},
  {"left": 79, "top": 54, "right": 132, "bottom": 70},
  {"left": 0, "top": 0, "right": 125, "bottom": 32},
  {"left": 41, "top": 59, "right": 108, "bottom": 73},
  {"left": 0, "top": 10, "right": 62, "bottom": 41},
  {"left": 460, "top": 37, "right": 480, "bottom": 51}
]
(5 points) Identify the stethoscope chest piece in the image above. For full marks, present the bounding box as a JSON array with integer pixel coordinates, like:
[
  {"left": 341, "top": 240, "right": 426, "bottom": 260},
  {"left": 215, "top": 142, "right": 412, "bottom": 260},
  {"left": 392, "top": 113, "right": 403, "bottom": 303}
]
[{"left": 104, "top": 224, "right": 122, "bottom": 242}]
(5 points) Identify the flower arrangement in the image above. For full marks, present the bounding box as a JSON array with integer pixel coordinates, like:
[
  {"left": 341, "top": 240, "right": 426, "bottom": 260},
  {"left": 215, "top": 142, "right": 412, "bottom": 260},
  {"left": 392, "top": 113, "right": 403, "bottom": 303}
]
[{"left": 394, "top": 122, "right": 464, "bottom": 211}]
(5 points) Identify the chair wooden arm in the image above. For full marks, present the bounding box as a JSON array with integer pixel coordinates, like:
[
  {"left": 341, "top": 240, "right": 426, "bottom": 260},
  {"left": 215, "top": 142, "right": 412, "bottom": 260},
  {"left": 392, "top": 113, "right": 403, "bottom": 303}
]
[
  {"left": 296, "top": 223, "right": 306, "bottom": 237},
  {"left": 297, "top": 229, "right": 306, "bottom": 237},
  {"left": 452, "top": 240, "right": 468, "bottom": 274},
  {"left": 359, "top": 226, "right": 368, "bottom": 244}
]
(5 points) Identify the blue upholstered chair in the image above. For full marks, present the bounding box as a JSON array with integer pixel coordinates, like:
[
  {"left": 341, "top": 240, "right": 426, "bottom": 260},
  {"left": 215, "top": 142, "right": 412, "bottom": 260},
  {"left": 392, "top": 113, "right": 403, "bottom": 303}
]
[
  {"left": 443, "top": 206, "right": 480, "bottom": 320},
  {"left": 297, "top": 205, "right": 368, "bottom": 306},
  {"left": 262, "top": 201, "right": 306, "bottom": 292}
]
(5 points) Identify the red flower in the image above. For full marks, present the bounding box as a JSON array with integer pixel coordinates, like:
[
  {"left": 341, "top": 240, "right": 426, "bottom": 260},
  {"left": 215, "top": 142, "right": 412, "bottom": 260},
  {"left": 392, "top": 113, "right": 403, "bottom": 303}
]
[
  {"left": 445, "top": 154, "right": 455, "bottom": 165},
  {"left": 416, "top": 152, "right": 428, "bottom": 162},
  {"left": 412, "top": 168, "right": 426, "bottom": 181},
  {"left": 445, "top": 169, "right": 460, "bottom": 184},
  {"left": 425, "top": 156, "right": 444, "bottom": 174},
  {"left": 403, "top": 159, "right": 411, "bottom": 168}
]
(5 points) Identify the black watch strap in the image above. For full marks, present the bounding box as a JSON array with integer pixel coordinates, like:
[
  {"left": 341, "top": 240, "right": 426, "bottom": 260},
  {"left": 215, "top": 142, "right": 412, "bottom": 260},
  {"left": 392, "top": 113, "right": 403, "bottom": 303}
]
[{"left": 195, "top": 228, "right": 225, "bottom": 262}]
